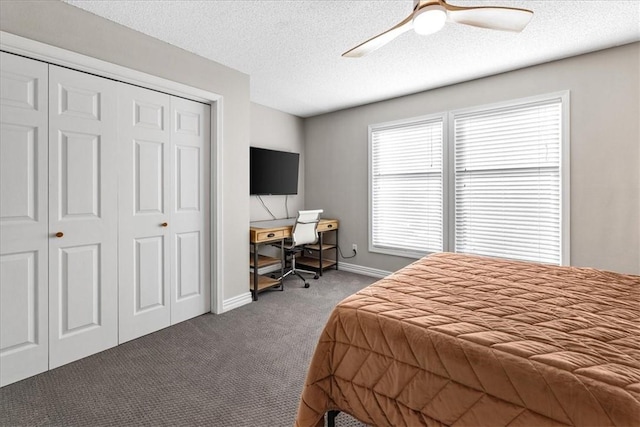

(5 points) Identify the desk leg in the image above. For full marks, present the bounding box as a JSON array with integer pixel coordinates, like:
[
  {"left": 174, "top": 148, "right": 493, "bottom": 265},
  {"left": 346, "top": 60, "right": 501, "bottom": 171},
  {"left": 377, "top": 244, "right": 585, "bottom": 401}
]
[
  {"left": 280, "top": 238, "right": 285, "bottom": 291},
  {"left": 253, "top": 243, "right": 259, "bottom": 301},
  {"left": 318, "top": 232, "right": 324, "bottom": 277},
  {"left": 335, "top": 229, "right": 339, "bottom": 271}
]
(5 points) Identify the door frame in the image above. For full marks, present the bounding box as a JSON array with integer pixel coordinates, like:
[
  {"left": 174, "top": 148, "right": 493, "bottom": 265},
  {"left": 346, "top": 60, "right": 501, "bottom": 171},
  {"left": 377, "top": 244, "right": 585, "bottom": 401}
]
[{"left": 0, "top": 31, "right": 225, "bottom": 314}]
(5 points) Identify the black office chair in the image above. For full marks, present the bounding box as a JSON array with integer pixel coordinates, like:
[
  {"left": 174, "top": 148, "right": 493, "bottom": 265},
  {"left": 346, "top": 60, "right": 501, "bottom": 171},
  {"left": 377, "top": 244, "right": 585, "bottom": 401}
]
[{"left": 278, "top": 209, "right": 323, "bottom": 288}]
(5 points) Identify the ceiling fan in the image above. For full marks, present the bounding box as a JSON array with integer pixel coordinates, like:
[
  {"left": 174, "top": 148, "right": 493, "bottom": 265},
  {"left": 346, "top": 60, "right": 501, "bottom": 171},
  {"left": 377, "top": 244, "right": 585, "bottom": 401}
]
[{"left": 343, "top": 0, "right": 534, "bottom": 58}]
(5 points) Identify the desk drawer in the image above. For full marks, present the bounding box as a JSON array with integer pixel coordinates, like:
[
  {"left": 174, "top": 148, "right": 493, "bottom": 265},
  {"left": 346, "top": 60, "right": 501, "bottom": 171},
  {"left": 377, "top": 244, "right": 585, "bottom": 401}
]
[
  {"left": 318, "top": 220, "right": 338, "bottom": 233},
  {"left": 255, "top": 229, "right": 285, "bottom": 242}
]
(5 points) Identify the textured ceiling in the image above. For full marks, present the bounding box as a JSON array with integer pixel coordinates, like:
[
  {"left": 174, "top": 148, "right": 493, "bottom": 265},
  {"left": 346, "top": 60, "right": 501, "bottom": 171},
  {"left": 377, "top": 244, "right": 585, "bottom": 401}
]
[{"left": 63, "top": 0, "right": 639, "bottom": 118}]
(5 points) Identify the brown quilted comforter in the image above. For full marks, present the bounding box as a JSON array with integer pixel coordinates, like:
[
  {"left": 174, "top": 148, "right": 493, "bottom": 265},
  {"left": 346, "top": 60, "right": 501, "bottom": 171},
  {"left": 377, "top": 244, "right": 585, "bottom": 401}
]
[{"left": 295, "top": 253, "right": 640, "bottom": 426}]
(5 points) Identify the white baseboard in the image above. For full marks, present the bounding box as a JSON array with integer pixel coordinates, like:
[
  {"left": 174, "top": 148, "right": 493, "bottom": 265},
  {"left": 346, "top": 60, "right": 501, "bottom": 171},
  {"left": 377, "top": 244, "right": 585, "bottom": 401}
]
[
  {"left": 339, "top": 262, "right": 392, "bottom": 279},
  {"left": 221, "top": 292, "right": 253, "bottom": 312}
]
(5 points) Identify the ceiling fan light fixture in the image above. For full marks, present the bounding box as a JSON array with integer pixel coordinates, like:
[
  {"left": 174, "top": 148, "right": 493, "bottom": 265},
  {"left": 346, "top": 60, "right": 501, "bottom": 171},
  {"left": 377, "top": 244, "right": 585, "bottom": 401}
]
[{"left": 413, "top": 4, "right": 447, "bottom": 35}]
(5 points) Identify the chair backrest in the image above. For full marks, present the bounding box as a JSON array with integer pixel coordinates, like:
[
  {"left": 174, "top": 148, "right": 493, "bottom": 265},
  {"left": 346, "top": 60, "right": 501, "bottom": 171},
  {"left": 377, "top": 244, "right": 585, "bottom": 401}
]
[{"left": 291, "top": 209, "right": 323, "bottom": 246}]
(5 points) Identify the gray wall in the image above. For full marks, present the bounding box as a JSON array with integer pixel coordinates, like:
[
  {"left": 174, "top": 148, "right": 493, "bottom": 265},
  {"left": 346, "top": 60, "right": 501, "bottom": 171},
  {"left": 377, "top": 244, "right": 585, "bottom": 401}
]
[
  {"left": 0, "top": 0, "right": 251, "bottom": 306},
  {"left": 250, "top": 103, "right": 305, "bottom": 221},
  {"left": 304, "top": 43, "right": 640, "bottom": 275}
]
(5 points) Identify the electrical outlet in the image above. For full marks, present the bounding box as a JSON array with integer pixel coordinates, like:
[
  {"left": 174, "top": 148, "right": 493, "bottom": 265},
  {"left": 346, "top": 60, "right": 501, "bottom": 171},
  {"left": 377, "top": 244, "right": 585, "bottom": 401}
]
[{"left": 352, "top": 244, "right": 358, "bottom": 253}]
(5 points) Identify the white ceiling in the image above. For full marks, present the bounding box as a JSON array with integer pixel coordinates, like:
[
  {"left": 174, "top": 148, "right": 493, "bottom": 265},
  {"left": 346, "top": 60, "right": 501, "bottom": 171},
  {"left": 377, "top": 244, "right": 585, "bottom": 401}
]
[{"left": 64, "top": 0, "right": 639, "bottom": 118}]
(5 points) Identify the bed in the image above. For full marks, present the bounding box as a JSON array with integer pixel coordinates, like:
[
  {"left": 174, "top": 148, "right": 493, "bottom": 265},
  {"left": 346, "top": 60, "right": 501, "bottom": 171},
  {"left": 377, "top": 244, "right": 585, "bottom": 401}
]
[{"left": 295, "top": 252, "right": 640, "bottom": 427}]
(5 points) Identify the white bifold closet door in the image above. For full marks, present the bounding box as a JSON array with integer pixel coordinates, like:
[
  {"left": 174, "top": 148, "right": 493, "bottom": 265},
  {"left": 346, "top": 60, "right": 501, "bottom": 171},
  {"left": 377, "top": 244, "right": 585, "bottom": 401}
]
[
  {"left": 170, "top": 97, "right": 210, "bottom": 324},
  {"left": 0, "top": 53, "right": 49, "bottom": 386},
  {"left": 118, "top": 85, "right": 172, "bottom": 343},
  {"left": 48, "top": 65, "right": 119, "bottom": 368},
  {"left": 118, "top": 85, "right": 210, "bottom": 343}
]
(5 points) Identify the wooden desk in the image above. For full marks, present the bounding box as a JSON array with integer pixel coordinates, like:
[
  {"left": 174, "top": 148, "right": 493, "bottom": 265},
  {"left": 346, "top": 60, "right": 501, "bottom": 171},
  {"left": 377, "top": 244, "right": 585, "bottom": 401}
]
[{"left": 249, "top": 218, "right": 339, "bottom": 301}]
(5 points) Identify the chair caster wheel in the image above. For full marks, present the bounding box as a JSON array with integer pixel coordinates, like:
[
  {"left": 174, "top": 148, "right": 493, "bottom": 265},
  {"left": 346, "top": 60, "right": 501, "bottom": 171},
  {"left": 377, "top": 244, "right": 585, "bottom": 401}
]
[
  {"left": 314, "top": 274, "right": 319, "bottom": 280},
  {"left": 304, "top": 283, "right": 310, "bottom": 288}
]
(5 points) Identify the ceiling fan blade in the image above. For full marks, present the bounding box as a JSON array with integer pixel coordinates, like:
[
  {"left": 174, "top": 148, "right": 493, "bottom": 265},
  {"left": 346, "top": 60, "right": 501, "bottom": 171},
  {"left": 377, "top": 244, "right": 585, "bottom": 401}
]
[
  {"left": 445, "top": 4, "right": 533, "bottom": 32},
  {"left": 342, "top": 13, "right": 414, "bottom": 58}
]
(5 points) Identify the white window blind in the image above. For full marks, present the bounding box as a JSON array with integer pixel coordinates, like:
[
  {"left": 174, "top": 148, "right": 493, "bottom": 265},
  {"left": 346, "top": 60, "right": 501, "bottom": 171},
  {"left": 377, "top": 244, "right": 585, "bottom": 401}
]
[
  {"left": 453, "top": 98, "right": 563, "bottom": 264},
  {"left": 370, "top": 117, "right": 443, "bottom": 255}
]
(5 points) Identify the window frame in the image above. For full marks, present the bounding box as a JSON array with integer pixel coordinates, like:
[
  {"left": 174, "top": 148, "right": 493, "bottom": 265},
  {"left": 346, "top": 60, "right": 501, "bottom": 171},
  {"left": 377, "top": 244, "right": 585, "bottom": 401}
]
[
  {"left": 368, "top": 91, "right": 570, "bottom": 265},
  {"left": 368, "top": 112, "right": 449, "bottom": 259},
  {"left": 448, "top": 91, "right": 570, "bottom": 265}
]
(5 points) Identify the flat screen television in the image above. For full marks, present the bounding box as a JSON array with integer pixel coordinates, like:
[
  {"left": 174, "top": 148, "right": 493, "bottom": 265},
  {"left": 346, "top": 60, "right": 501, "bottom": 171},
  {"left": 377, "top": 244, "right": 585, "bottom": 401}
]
[{"left": 250, "top": 147, "right": 299, "bottom": 195}]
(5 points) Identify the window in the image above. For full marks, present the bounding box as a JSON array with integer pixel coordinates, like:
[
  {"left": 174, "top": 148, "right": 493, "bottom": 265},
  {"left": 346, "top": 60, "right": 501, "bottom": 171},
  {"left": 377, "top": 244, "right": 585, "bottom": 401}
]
[
  {"left": 369, "top": 92, "right": 569, "bottom": 264},
  {"left": 369, "top": 115, "right": 444, "bottom": 257},
  {"left": 452, "top": 95, "right": 568, "bottom": 265}
]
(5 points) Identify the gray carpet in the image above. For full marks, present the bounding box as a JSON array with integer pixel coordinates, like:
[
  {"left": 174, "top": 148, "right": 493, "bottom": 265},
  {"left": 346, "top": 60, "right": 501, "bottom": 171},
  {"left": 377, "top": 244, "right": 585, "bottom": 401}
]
[{"left": 0, "top": 270, "right": 375, "bottom": 427}]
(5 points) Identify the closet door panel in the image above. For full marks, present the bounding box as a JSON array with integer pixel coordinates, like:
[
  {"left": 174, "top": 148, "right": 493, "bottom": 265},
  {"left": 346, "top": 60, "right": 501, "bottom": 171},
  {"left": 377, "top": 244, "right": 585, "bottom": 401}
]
[
  {"left": 170, "top": 98, "right": 210, "bottom": 324},
  {"left": 0, "top": 53, "right": 49, "bottom": 387},
  {"left": 176, "top": 231, "right": 200, "bottom": 299},
  {"left": 58, "top": 245, "right": 100, "bottom": 332},
  {"left": 59, "top": 131, "right": 101, "bottom": 217},
  {"left": 48, "top": 65, "right": 118, "bottom": 368},
  {"left": 118, "top": 84, "right": 171, "bottom": 343},
  {"left": 1, "top": 125, "right": 37, "bottom": 221}
]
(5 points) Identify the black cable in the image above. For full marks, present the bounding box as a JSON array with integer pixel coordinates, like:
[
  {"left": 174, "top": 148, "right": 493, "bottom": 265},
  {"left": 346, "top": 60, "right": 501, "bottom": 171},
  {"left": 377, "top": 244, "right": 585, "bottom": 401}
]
[
  {"left": 336, "top": 244, "right": 357, "bottom": 259},
  {"left": 256, "top": 195, "right": 277, "bottom": 220}
]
